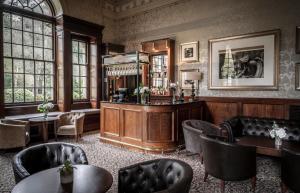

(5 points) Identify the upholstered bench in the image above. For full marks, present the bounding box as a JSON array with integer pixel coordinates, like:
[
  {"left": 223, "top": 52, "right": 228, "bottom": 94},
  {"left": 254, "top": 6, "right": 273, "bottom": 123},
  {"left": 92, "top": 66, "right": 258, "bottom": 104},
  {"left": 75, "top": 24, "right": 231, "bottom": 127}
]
[{"left": 220, "top": 116, "right": 300, "bottom": 142}]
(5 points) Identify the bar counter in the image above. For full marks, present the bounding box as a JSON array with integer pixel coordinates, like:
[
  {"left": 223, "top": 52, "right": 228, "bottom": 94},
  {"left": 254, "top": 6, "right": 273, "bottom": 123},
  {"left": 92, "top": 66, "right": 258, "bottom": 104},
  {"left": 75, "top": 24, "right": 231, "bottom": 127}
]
[{"left": 100, "top": 100, "right": 203, "bottom": 153}]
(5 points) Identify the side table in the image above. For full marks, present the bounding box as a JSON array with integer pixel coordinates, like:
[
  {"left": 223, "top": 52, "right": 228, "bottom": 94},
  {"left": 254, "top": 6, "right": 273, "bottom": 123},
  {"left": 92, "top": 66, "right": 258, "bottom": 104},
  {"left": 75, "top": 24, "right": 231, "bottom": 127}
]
[{"left": 29, "top": 117, "right": 59, "bottom": 142}]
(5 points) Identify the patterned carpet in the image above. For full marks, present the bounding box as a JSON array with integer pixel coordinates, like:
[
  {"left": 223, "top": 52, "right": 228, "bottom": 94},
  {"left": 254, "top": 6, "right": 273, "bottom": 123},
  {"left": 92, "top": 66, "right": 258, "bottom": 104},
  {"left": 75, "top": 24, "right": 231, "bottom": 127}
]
[{"left": 0, "top": 132, "right": 293, "bottom": 193}]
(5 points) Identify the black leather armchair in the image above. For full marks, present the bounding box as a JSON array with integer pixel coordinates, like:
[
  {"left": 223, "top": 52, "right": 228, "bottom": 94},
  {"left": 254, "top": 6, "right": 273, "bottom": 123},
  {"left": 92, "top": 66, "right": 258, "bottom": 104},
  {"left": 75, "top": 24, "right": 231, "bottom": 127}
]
[
  {"left": 281, "top": 148, "right": 300, "bottom": 193},
  {"left": 182, "top": 120, "right": 227, "bottom": 155},
  {"left": 12, "top": 142, "right": 88, "bottom": 183},
  {"left": 118, "top": 159, "right": 193, "bottom": 193},
  {"left": 199, "top": 135, "right": 257, "bottom": 193},
  {"left": 221, "top": 116, "right": 300, "bottom": 142}
]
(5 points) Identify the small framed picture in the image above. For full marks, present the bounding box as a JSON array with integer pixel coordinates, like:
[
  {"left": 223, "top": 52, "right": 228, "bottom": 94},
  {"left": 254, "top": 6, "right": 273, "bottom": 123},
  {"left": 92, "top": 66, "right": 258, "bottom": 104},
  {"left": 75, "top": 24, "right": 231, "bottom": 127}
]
[
  {"left": 296, "top": 63, "right": 300, "bottom": 90},
  {"left": 180, "top": 41, "right": 199, "bottom": 63}
]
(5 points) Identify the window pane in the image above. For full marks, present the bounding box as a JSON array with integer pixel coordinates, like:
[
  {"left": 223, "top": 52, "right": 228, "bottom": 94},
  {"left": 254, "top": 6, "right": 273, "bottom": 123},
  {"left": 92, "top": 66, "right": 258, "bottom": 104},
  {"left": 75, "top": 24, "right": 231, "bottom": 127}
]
[
  {"left": 23, "top": 17, "right": 33, "bottom": 32},
  {"left": 25, "top": 74, "right": 34, "bottom": 87},
  {"left": 73, "top": 88, "right": 80, "bottom": 100},
  {"left": 80, "top": 77, "right": 87, "bottom": 88},
  {"left": 12, "top": 14, "right": 22, "bottom": 30},
  {"left": 45, "top": 88, "right": 53, "bottom": 100},
  {"left": 25, "top": 60, "right": 34, "bottom": 73},
  {"left": 4, "top": 89, "right": 13, "bottom": 103},
  {"left": 3, "top": 28, "right": 11, "bottom": 42},
  {"left": 73, "top": 53, "right": 78, "bottom": 64},
  {"left": 79, "top": 54, "right": 86, "bottom": 64},
  {"left": 73, "top": 77, "right": 80, "bottom": 88},
  {"left": 81, "top": 88, "right": 87, "bottom": 99},
  {"left": 36, "top": 88, "right": 44, "bottom": 101},
  {"left": 34, "top": 34, "right": 43, "bottom": 47},
  {"left": 40, "top": 2, "right": 52, "bottom": 16},
  {"left": 4, "top": 58, "right": 13, "bottom": 73},
  {"left": 25, "top": 88, "right": 35, "bottom": 102},
  {"left": 34, "top": 20, "right": 43, "bottom": 34},
  {"left": 12, "top": 44, "right": 23, "bottom": 58},
  {"left": 14, "top": 89, "right": 25, "bottom": 103},
  {"left": 34, "top": 47, "right": 43, "bottom": 60},
  {"left": 44, "top": 49, "right": 53, "bottom": 61},
  {"left": 73, "top": 65, "right": 79, "bottom": 76},
  {"left": 44, "top": 23, "right": 52, "bottom": 35},
  {"left": 24, "top": 46, "right": 34, "bottom": 59},
  {"left": 44, "top": 36, "right": 52, "bottom": 48},
  {"left": 35, "top": 61, "right": 44, "bottom": 74},
  {"left": 12, "top": 30, "right": 22, "bottom": 44},
  {"left": 45, "top": 75, "right": 53, "bottom": 87},
  {"left": 35, "top": 75, "right": 44, "bottom": 87},
  {"left": 3, "top": 12, "right": 11, "bottom": 28},
  {"left": 45, "top": 62, "right": 54, "bottom": 74},
  {"left": 4, "top": 43, "right": 11, "bottom": 57},
  {"left": 79, "top": 42, "right": 86, "bottom": 53},
  {"left": 13, "top": 59, "right": 24, "bottom": 73},
  {"left": 4, "top": 73, "right": 13, "bottom": 88},
  {"left": 72, "top": 41, "right": 78, "bottom": 53},
  {"left": 33, "top": 5, "right": 43, "bottom": 15},
  {"left": 24, "top": 32, "right": 33, "bottom": 46},
  {"left": 28, "top": 0, "right": 38, "bottom": 9},
  {"left": 14, "top": 74, "right": 24, "bottom": 87},
  {"left": 80, "top": 65, "right": 87, "bottom": 76}
]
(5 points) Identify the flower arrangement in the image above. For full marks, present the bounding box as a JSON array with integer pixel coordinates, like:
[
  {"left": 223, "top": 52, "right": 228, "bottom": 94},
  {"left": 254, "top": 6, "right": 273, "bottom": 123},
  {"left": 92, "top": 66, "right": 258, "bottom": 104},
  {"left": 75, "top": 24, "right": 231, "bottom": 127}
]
[
  {"left": 269, "top": 122, "right": 287, "bottom": 147},
  {"left": 134, "top": 86, "right": 150, "bottom": 104},
  {"left": 169, "top": 82, "right": 178, "bottom": 103},
  {"left": 37, "top": 100, "right": 54, "bottom": 118},
  {"left": 58, "top": 160, "right": 76, "bottom": 184}
]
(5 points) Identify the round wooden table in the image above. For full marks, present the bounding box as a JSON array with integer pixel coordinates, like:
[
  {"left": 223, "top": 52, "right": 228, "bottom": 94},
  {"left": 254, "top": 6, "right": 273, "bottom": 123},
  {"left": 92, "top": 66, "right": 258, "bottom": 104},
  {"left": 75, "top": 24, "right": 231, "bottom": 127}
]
[
  {"left": 29, "top": 116, "right": 59, "bottom": 142},
  {"left": 12, "top": 165, "right": 113, "bottom": 193}
]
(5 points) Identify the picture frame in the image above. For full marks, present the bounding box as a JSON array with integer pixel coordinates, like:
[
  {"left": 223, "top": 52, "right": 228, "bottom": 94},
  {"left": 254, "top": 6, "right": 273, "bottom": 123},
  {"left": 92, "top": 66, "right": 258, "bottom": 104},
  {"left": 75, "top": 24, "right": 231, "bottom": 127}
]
[
  {"left": 180, "top": 69, "right": 200, "bottom": 89},
  {"left": 180, "top": 41, "right": 199, "bottom": 63},
  {"left": 296, "top": 27, "right": 300, "bottom": 54},
  {"left": 208, "top": 29, "right": 280, "bottom": 90},
  {"left": 296, "top": 63, "right": 300, "bottom": 90}
]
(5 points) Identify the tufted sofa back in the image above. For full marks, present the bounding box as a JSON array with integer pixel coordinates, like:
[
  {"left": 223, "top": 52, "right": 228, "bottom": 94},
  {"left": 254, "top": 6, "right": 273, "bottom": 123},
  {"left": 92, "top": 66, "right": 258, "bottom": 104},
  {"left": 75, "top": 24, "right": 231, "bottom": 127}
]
[
  {"left": 222, "top": 116, "right": 300, "bottom": 142},
  {"left": 118, "top": 159, "right": 193, "bottom": 193},
  {"left": 58, "top": 112, "right": 85, "bottom": 126},
  {"left": 12, "top": 142, "right": 88, "bottom": 183}
]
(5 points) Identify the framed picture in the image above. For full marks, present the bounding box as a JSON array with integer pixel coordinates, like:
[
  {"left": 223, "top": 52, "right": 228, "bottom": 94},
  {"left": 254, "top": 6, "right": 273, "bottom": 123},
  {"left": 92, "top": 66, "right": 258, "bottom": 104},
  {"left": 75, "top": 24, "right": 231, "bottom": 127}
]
[
  {"left": 180, "top": 69, "right": 200, "bottom": 89},
  {"left": 208, "top": 29, "right": 280, "bottom": 90},
  {"left": 296, "top": 63, "right": 300, "bottom": 90},
  {"left": 296, "top": 27, "right": 300, "bottom": 54},
  {"left": 180, "top": 41, "right": 199, "bottom": 63}
]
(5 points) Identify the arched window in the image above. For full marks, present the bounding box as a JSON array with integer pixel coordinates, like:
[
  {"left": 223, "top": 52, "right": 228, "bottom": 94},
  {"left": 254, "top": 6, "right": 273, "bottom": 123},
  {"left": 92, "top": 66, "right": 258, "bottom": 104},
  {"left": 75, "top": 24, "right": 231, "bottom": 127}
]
[{"left": 2, "top": 0, "right": 55, "bottom": 104}]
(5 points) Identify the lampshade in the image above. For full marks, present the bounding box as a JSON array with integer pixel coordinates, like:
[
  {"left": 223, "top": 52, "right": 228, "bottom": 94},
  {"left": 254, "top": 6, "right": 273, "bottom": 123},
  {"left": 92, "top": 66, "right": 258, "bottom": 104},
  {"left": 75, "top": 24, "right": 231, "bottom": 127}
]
[{"left": 182, "top": 71, "right": 202, "bottom": 81}]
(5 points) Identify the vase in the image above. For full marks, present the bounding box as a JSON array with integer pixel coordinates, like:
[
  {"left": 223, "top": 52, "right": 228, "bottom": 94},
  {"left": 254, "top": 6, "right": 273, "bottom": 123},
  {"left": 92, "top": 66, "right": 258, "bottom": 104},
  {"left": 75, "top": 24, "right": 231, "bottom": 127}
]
[
  {"left": 60, "top": 171, "right": 73, "bottom": 184},
  {"left": 141, "top": 94, "right": 148, "bottom": 104},
  {"left": 44, "top": 111, "right": 48, "bottom": 119},
  {"left": 172, "top": 93, "right": 176, "bottom": 104},
  {"left": 275, "top": 136, "right": 282, "bottom": 148}
]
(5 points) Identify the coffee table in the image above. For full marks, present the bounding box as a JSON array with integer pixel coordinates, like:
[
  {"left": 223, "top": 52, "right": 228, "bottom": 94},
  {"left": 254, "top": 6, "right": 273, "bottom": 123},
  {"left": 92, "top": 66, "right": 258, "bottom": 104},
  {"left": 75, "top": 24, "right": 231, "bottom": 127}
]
[
  {"left": 29, "top": 116, "right": 59, "bottom": 142},
  {"left": 11, "top": 165, "right": 113, "bottom": 193},
  {"left": 236, "top": 136, "right": 300, "bottom": 157}
]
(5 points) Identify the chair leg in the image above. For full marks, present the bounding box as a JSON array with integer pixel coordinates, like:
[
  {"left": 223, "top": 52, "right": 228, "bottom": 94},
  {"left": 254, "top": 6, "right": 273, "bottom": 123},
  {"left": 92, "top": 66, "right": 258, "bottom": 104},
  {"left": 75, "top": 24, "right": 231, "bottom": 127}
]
[
  {"left": 281, "top": 182, "right": 288, "bottom": 193},
  {"left": 251, "top": 176, "right": 256, "bottom": 192},
  {"left": 203, "top": 171, "right": 208, "bottom": 182},
  {"left": 220, "top": 180, "right": 225, "bottom": 193},
  {"left": 200, "top": 154, "right": 204, "bottom": 164}
]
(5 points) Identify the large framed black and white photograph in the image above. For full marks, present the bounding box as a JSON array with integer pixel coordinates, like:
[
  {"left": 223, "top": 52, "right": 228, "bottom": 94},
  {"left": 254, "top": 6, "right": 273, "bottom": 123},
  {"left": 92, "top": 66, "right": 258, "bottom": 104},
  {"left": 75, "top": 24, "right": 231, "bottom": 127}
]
[
  {"left": 209, "top": 30, "right": 280, "bottom": 90},
  {"left": 180, "top": 42, "right": 199, "bottom": 63}
]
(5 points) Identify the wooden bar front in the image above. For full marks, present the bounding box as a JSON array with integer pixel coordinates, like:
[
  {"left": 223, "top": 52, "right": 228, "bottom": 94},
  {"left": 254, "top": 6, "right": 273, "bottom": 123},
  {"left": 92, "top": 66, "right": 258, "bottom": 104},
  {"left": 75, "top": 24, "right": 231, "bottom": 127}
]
[{"left": 100, "top": 101, "right": 203, "bottom": 153}]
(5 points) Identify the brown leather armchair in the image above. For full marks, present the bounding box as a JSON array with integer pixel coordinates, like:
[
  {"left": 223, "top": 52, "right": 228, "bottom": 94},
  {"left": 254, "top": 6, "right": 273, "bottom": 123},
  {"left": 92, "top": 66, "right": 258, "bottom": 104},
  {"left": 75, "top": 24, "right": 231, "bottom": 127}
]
[
  {"left": 281, "top": 148, "right": 300, "bottom": 193},
  {"left": 56, "top": 112, "right": 85, "bottom": 141},
  {"left": 199, "top": 134, "right": 257, "bottom": 193},
  {"left": 0, "top": 119, "right": 30, "bottom": 150}
]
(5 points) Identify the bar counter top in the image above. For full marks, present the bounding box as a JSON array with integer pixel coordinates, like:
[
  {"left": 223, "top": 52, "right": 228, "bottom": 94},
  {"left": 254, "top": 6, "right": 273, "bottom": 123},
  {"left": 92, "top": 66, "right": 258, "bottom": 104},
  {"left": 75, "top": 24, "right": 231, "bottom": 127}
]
[{"left": 100, "top": 100, "right": 202, "bottom": 106}]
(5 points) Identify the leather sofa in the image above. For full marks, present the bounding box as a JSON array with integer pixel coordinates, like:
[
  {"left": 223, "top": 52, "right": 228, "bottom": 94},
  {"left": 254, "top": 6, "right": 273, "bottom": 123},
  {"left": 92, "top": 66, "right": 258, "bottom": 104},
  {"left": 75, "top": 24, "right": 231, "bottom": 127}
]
[
  {"left": 221, "top": 116, "right": 300, "bottom": 142},
  {"left": 281, "top": 148, "right": 300, "bottom": 193},
  {"left": 12, "top": 142, "right": 88, "bottom": 183},
  {"left": 118, "top": 159, "right": 193, "bottom": 193},
  {"left": 199, "top": 134, "right": 257, "bottom": 193}
]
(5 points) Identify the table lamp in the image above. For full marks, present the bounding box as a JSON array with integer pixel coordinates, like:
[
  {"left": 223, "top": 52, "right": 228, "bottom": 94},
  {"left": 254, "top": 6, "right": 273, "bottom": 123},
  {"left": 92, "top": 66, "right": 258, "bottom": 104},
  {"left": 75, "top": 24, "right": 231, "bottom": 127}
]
[{"left": 183, "top": 71, "right": 201, "bottom": 101}]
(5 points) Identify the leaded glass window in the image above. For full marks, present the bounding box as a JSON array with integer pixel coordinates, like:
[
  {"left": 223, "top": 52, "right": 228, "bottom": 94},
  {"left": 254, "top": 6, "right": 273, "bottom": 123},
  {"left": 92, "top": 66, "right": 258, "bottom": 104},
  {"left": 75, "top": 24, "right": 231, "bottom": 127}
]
[
  {"left": 72, "top": 40, "right": 88, "bottom": 100},
  {"left": 3, "top": 4, "right": 54, "bottom": 104},
  {"left": 3, "top": 0, "right": 53, "bottom": 16}
]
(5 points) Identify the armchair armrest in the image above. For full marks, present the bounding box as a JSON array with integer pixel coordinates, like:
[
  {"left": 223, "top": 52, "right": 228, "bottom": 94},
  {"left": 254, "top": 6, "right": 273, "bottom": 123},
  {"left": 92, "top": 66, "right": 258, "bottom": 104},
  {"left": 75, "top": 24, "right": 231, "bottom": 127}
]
[
  {"left": 75, "top": 114, "right": 85, "bottom": 135},
  {"left": 0, "top": 123, "right": 27, "bottom": 149}
]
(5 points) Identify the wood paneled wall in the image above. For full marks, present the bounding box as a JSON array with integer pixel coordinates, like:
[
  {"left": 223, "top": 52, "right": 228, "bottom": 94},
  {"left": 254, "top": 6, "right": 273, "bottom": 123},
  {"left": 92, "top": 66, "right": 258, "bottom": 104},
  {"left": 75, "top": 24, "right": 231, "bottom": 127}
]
[{"left": 198, "top": 97, "right": 300, "bottom": 125}]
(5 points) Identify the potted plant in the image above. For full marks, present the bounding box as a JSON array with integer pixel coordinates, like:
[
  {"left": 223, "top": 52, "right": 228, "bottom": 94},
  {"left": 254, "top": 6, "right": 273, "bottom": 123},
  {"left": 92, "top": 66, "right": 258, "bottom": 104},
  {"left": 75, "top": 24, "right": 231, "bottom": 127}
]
[
  {"left": 58, "top": 160, "right": 76, "bottom": 184},
  {"left": 37, "top": 100, "right": 54, "bottom": 119},
  {"left": 269, "top": 122, "right": 287, "bottom": 148}
]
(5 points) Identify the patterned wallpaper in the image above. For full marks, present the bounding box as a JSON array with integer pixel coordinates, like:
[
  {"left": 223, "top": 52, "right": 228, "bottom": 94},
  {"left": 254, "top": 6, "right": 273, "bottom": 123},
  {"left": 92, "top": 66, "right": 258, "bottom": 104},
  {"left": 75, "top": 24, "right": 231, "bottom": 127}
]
[{"left": 113, "top": 0, "right": 300, "bottom": 99}]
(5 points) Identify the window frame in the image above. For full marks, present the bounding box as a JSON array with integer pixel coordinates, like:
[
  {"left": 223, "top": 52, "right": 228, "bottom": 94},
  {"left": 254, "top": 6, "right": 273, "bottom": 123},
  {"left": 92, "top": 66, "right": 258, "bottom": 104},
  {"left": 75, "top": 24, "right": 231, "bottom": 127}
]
[
  {"left": 71, "top": 35, "right": 90, "bottom": 103},
  {"left": 1, "top": 1, "right": 57, "bottom": 106}
]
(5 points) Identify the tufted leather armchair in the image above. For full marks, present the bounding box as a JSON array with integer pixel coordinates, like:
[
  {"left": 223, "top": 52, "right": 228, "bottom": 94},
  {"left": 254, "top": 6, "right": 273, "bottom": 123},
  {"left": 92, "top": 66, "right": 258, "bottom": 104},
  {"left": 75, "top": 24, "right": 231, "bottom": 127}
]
[
  {"left": 118, "top": 159, "right": 193, "bottom": 193},
  {"left": 0, "top": 119, "right": 30, "bottom": 150},
  {"left": 182, "top": 120, "right": 227, "bottom": 160},
  {"left": 12, "top": 142, "right": 88, "bottom": 183},
  {"left": 199, "top": 134, "right": 257, "bottom": 193},
  {"left": 56, "top": 112, "right": 85, "bottom": 141},
  {"left": 281, "top": 148, "right": 300, "bottom": 193},
  {"left": 221, "top": 116, "right": 300, "bottom": 142}
]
